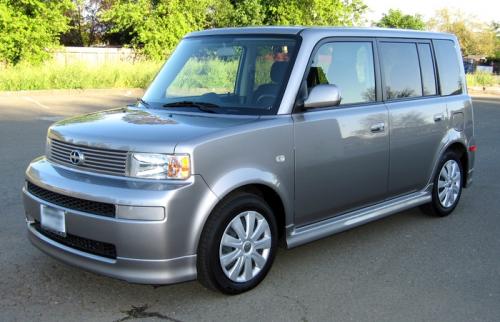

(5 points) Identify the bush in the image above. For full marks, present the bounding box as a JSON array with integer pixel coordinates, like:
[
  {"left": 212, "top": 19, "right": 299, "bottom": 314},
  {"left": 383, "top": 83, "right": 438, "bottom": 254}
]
[
  {"left": 0, "top": 0, "right": 73, "bottom": 65},
  {"left": 466, "top": 72, "right": 499, "bottom": 87},
  {"left": 0, "top": 61, "right": 163, "bottom": 91}
]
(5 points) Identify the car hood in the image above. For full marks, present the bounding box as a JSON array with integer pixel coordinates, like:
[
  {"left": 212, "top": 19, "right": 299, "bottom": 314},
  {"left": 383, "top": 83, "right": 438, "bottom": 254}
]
[{"left": 48, "top": 107, "right": 260, "bottom": 153}]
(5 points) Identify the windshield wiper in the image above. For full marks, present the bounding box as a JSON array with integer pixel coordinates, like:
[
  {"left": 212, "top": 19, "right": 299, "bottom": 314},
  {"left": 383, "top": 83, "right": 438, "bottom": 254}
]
[
  {"left": 137, "top": 98, "right": 151, "bottom": 109},
  {"left": 162, "top": 101, "right": 220, "bottom": 113}
]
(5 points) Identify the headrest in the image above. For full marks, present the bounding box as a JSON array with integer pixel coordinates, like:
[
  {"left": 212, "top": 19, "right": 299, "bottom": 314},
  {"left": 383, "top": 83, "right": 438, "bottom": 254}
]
[{"left": 270, "top": 61, "right": 288, "bottom": 83}]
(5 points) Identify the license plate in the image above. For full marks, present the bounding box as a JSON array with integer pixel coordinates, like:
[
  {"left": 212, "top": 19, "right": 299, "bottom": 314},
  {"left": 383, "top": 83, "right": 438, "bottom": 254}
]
[{"left": 40, "top": 205, "right": 66, "bottom": 236}]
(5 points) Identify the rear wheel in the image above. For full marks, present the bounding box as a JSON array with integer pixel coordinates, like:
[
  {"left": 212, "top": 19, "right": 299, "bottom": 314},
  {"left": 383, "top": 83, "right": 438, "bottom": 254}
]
[
  {"left": 197, "top": 192, "right": 277, "bottom": 294},
  {"left": 421, "top": 151, "right": 463, "bottom": 217}
]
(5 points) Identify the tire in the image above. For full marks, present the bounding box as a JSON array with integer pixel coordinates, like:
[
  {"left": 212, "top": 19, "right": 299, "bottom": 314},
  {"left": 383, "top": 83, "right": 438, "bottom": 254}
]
[
  {"left": 421, "top": 150, "right": 464, "bottom": 217},
  {"left": 197, "top": 192, "right": 278, "bottom": 294}
]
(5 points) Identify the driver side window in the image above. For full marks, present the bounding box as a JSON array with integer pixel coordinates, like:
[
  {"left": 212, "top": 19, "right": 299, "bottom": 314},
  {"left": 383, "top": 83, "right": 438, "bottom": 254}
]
[
  {"left": 307, "top": 42, "right": 376, "bottom": 105},
  {"left": 252, "top": 44, "right": 292, "bottom": 107}
]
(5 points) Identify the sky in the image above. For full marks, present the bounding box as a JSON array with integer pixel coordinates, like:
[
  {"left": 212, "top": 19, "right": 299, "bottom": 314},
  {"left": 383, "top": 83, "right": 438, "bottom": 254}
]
[{"left": 363, "top": 0, "right": 500, "bottom": 24}]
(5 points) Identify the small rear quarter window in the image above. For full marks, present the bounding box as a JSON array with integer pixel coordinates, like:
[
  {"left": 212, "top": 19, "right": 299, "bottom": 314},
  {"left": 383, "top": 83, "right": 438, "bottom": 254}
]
[{"left": 433, "top": 40, "right": 463, "bottom": 96}]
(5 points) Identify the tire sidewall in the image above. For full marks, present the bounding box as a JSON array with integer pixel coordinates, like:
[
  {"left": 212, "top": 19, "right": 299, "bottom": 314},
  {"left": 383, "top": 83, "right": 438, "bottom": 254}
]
[{"left": 206, "top": 194, "right": 278, "bottom": 294}]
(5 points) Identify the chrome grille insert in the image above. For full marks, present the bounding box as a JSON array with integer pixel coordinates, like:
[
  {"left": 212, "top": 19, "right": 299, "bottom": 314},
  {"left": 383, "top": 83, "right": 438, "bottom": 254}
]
[{"left": 48, "top": 139, "right": 128, "bottom": 176}]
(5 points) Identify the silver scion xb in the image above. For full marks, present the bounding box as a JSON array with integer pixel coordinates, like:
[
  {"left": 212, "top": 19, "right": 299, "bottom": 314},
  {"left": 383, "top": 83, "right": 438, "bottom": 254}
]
[{"left": 23, "top": 27, "right": 475, "bottom": 294}]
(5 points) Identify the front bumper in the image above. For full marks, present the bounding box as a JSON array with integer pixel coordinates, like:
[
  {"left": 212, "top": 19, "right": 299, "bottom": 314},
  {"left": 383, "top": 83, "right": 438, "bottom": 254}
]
[{"left": 23, "top": 157, "right": 218, "bottom": 284}]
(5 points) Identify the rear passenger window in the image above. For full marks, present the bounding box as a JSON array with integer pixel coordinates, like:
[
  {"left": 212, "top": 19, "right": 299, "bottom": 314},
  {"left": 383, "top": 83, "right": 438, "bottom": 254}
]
[
  {"left": 433, "top": 40, "right": 463, "bottom": 96},
  {"left": 308, "top": 42, "right": 376, "bottom": 105},
  {"left": 380, "top": 42, "right": 422, "bottom": 100},
  {"left": 417, "top": 43, "right": 437, "bottom": 96}
]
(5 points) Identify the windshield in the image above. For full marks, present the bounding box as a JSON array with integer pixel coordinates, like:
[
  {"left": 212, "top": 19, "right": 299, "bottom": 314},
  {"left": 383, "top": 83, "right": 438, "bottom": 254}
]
[{"left": 142, "top": 35, "right": 298, "bottom": 115}]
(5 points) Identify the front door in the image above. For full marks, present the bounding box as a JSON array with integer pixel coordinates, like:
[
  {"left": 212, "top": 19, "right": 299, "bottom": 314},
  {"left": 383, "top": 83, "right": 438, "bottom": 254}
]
[{"left": 293, "top": 39, "right": 390, "bottom": 226}]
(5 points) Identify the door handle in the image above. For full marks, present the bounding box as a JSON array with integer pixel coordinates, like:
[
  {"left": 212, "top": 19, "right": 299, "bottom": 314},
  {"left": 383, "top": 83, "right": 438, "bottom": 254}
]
[
  {"left": 370, "top": 122, "right": 385, "bottom": 133},
  {"left": 434, "top": 113, "right": 444, "bottom": 122}
]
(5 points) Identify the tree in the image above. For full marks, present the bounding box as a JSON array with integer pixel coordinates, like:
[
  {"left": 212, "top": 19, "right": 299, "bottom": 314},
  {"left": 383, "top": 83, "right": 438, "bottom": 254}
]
[
  {"left": 0, "top": 0, "right": 73, "bottom": 65},
  {"left": 428, "top": 8, "right": 496, "bottom": 57},
  {"left": 489, "top": 21, "right": 500, "bottom": 59},
  {"left": 263, "top": 0, "right": 367, "bottom": 26},
  {"left": 375, "top": 9, "right": 425, "bottom": 30},
  {"left": 101, "top": 0, "right": 224, "bottom": 60},
  {"left": 101, "top": 0, "right": 368, "bottom": 60},
  {"left": 61, "top": 0, "right": 115, "bottom": 46}
]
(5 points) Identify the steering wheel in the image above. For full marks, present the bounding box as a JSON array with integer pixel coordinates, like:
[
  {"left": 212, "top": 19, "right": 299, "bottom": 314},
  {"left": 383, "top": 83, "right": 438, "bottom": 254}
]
[{"left": 256, "top": 94, "right": 277, "bottom": 106}]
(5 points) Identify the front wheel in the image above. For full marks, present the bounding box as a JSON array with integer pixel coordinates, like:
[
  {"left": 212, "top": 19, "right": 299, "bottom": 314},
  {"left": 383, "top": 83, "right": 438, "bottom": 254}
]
[
  {"left": 421, "top": 151, "right": 463, "bottom": 217},
  {"left": 197, "top": 192, "right": 278, "bottom": 294}
]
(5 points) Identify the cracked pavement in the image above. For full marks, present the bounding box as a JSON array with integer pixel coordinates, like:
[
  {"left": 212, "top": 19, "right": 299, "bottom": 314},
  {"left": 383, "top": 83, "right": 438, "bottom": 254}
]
[{"left": 0, "top": 92, "right": 499, "bottom": 321}]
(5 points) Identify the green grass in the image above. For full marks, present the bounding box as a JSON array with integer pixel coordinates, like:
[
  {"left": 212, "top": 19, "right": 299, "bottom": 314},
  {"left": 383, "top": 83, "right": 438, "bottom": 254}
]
[
  {"left": 466, "top": 72, "right": 500, "bottom": 87},
  {"left": 0, "top": 58, "right": 276, "bottom": 92},
  {"left": 5, "top": 61, "right": 497, "bottom": 92},
  {"left": 0, "top": 61, "right": 163, "bottom": 91}
]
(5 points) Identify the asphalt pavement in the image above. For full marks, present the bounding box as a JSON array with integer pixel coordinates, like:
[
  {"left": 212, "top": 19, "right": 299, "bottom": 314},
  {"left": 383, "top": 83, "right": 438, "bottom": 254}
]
[{"left": 0, "top": 91, "right": 499, "bottom": 322}]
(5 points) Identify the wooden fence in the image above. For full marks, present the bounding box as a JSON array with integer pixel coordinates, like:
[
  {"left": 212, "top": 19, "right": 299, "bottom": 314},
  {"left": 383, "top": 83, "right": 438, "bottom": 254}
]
[{"left": 53, "top": 47, "right": 136, "bottom": 66}]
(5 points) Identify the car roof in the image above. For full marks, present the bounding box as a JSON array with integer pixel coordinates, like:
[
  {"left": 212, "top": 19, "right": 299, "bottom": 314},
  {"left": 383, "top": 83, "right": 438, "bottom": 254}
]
[{"left": 186, "top": 26, "right": 456, "bottom": 41}]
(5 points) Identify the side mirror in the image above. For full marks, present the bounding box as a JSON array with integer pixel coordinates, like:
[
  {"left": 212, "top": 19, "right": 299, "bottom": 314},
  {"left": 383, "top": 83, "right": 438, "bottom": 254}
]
[{"left": 303, "top": 84, "right": 341, "bottom": 109}]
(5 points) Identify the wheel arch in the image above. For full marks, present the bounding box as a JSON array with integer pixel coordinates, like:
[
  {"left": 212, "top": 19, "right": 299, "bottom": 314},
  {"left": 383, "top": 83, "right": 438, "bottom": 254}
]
[
  {"left": 192, "top": 173, "right": 291, "bottom": 256},
  {"left": 430, "top": 140, "right": 469, "bottom": 188},
  {"left": 217, "top": 184, "right": 287, "bottom": 241}
]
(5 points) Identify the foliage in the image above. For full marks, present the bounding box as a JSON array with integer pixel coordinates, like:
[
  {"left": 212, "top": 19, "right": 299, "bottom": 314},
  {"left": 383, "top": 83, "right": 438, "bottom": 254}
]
[
  {"left": 101, "top": 0, "right": 368, "bottom": 60},
  {"left": 61, "top": 0, "right": 115, "bottom": 46},
  {"left": 228, "top": 0, "right": 266, "bottom": 27},
  {"left": 428, "top": 8, "right": 496, "bottom": 57},
  {"left": 262, "top": 0, "right": 367, "bottom": 26},
  {"left": 0, "top": 0, "right": 74, "bottom": 65},
  {"left": 466, "top": 72, "right": 499, "bottom": 87},
  {"left": 168, "top": 57, "right": 273, "bottom": 95},
  {"left": 491, "top": 22, "right": 500, "bottom": 59},
  {"left": 0, "top": 61, "right": 162, "bottom": 91},
  {"left": 101, "top": 0, "right": 221, "bottom": 60},
  {"left": 375, "top": 9, "right": 425, "bottom": 30}
]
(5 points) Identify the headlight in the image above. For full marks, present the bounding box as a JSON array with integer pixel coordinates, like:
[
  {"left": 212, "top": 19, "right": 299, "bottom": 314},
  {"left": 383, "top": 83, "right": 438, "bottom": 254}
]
[{"left": 128, "top": 153, "right": 190, "bottom": 180}]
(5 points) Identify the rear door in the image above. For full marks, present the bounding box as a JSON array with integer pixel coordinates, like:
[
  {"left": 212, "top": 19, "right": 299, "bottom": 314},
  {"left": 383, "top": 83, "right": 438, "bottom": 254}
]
[
  {"left": 378, "top": 39, "right": 448, "bottom": 196},
  {"left": 293, "top": 39, "right": 390, "bottom": 226}
]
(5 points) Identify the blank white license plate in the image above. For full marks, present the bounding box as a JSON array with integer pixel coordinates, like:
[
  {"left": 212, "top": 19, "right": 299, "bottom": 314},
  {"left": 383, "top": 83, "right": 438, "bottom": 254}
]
[{"left": 40, "top": 205, "right": 66, "bottom": 236}]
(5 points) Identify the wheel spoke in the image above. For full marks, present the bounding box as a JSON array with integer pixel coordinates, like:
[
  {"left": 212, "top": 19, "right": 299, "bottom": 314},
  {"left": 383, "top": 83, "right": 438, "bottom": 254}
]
[
  {"left": 438, "top": 179, "right": 446, "bottom": 188},
  {"left": 446, "top": 190, "right": 453, "bottom": 207},
  {"left": 254, "top": 236, "right": 271, "bottom": 250},
  {"left": 244, "top": 256, "right": 253, "bottom": 281},
  {"left": 445, "top": 162, "right": 453, "bottom": 179},
  {"left": 244, "top": 211, "right": 256, "bottom": 239},
  {"left": 221, "top": 234, "right": 242, "bottom": 249},
  {"left": 438, "top": 187, "right": 447, "bottom": 200},
  {"left": 220, "top": 249, "right": 241, "bottom": 267},
  {"left": 231, "top": 218, "right": 246, "bottom": 240},
  {"left": 229, "top": 256, "right": 244, "bottom": 280},
  {"left": 450, "top": 162, "right": 456, "bottom": 178},
  {"left": 251, "top": 220, "right": 266, "bottom": 241},
  {"left": 252, "top": 252, "right": 267, "bottom": 268},
  {"left": 442, "top": 189, "right": 449, "bottom": 206}
]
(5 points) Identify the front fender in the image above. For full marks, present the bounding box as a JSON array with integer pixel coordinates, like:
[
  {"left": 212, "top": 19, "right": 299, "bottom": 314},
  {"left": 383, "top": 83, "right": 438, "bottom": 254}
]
[{"left": 188, "top": 168, "right": 293, "bottom": 254}]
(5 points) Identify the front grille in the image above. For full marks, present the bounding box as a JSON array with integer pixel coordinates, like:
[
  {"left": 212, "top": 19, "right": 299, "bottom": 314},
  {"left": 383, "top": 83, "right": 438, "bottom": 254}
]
[
  {"left": 48, "top": 139, "right": 128, "bottom": 176},
  {"left": 33, "top": 222, "right": 117, "bottom": 259},
  {"left": 27, "top": 181, "right": 115, "bottom": 217}
]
